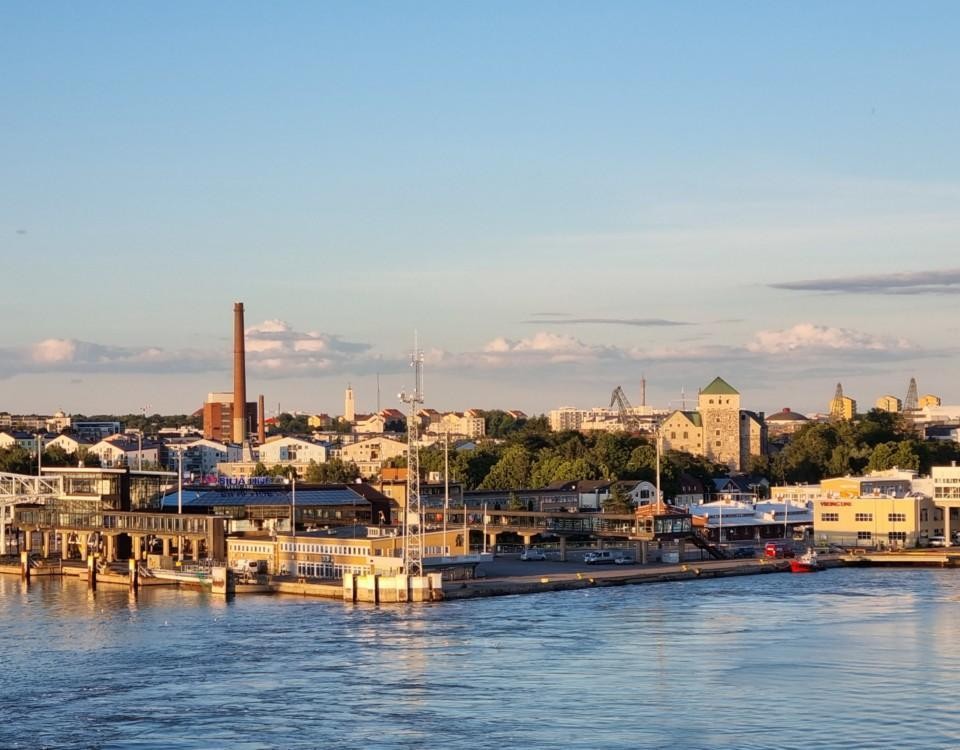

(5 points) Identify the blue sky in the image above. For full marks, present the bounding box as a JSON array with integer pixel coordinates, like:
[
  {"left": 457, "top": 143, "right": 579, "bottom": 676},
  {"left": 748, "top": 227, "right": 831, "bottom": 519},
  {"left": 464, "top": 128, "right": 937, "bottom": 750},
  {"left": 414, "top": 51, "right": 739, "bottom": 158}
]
[{"left": 2, "top": 2, "right": 959, "bottom": 417}]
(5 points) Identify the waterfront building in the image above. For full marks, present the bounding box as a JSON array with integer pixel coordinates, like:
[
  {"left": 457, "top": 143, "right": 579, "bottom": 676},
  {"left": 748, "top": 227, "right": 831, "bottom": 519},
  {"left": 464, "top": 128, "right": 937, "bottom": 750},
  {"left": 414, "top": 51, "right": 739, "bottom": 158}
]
[
  {"left": 690, "top": 499, "right": 813, "bottom": 544},
  {"left": 820, "top": 472, "right": 914, "bottom": 499},
  {"left": 161, "top": 482, "right": 391, "bottom": 536},
  {"left": 88, "top": 436, "right": 162, "bottom": 468},
  {"left": 227, "top": 525, "right": 473, "bottom": 579},
  {"left": 812, "top": 493, "right": 937, "bottom": 549},
  {"left": 931, "top": 465, "right": 960, "bottom": 541},
  {"left": 11, "top": 467, "right": 224, "bottom": 562}
]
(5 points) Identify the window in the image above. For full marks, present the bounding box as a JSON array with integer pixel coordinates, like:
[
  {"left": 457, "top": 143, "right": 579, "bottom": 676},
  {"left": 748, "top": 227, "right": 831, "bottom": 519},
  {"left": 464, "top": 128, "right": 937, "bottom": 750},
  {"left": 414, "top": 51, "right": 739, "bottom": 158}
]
[
  {"left": 821, "top": 513, "right": 839, "bottom": 522},
  {"left": 715, "top": 430, "right": 721, "bottom": 436},
  {"left": 854, "top": 513, "right": 873, "bottom": 522},
  {"left": 888, "top": 531, "right": 907, "bottom": 541},
  {"left": 857, "top": 531, "right": 873, "bottom": 541},
  {"left": 715, "top": 440, "right": 721, "bottom": 447},
  {"left": 671, "top": 431, "right": 677, "bottom": 439},
  {"left": 888, "top": 513, "right": 906, "bottom": 522},
  {"left": 683, "top": 432, "right": 688, "bottom": 439}
]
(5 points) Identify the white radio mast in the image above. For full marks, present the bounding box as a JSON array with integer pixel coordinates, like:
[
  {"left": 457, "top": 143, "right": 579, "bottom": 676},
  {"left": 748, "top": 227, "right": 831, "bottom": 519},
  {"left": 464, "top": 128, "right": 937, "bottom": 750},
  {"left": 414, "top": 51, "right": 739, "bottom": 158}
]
[{"left": 399, "top": 334, "right": 425, "bottom": 576}]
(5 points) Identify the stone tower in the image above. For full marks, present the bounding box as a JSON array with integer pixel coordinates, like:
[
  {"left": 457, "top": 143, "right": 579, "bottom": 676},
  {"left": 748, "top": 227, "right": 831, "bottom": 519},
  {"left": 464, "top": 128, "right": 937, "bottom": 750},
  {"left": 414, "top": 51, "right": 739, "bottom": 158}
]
[{"left": 698, "top": 377, "right": 741, "bottom": 469}]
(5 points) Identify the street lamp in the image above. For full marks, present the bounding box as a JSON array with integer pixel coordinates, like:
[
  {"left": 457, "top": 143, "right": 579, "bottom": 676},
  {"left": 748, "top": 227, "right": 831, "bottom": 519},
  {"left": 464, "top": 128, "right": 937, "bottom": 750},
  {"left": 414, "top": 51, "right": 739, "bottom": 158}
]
[{"left": 176, "top": 446, "right": 183, "bottom": 564}]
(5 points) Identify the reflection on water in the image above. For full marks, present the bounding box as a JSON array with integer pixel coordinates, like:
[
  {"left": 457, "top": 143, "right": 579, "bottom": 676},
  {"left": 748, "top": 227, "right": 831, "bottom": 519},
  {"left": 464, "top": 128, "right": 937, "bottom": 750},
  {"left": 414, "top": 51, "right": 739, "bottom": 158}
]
[{"left": 1, "top": 569, "right": 959, "bottom": 749}]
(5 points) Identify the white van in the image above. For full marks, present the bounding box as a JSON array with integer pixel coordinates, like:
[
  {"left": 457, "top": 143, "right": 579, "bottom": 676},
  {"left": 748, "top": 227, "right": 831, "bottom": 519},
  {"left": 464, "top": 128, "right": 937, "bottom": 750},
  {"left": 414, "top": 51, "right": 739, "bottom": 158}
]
[{"left": 584, "top": 550, "right": 618, "bottom": 565}]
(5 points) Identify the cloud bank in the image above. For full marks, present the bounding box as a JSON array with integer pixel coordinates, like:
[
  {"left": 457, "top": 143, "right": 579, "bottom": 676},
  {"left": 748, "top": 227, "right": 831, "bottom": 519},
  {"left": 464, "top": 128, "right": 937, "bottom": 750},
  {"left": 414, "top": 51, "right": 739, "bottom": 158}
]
[{"left": 771, "top": 269, "right": 960, "bottom": 295}]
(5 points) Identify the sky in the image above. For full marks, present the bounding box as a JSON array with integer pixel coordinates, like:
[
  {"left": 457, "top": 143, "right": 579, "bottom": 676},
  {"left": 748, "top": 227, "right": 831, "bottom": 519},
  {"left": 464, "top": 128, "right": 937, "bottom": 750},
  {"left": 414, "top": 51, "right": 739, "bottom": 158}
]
[{"left": 2, "top": 2, "right": 959, "bottom": 418}]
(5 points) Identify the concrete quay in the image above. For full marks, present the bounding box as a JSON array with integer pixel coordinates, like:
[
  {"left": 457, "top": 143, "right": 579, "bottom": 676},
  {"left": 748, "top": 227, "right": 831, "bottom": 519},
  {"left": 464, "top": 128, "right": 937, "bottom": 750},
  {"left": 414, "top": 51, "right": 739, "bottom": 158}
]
[{"left": 443, "top": 557, "right": 801, "bottom": 600}]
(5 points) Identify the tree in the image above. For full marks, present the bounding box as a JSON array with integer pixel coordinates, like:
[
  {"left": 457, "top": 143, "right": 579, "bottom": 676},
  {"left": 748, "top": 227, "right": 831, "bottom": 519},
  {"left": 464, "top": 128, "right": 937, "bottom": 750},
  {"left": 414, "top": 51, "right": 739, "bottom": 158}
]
[
  {"left": 252, "top": 462, "right": 270, "bottom": 477},
  {"left": 42, "top": 446, "right": 74, "bottom": 467},
  {"left": 0, "top": 446, "right": 34, "bottom": 474},
  {"left": 478, "top": 445, "right": 532, "bottom": 490},
  {"left": 602, "top": 484, "right": 633, "bottom": 514}
]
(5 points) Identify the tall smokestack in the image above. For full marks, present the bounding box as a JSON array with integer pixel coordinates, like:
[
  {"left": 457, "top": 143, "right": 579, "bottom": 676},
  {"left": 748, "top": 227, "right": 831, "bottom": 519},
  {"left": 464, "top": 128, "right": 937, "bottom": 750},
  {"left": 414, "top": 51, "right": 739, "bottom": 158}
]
[
  {"left": 233, "top": 302, "right": 247, "bottom": 444},
  {"left": 258, "top": 394, "right": 266, "bottom": 443}
]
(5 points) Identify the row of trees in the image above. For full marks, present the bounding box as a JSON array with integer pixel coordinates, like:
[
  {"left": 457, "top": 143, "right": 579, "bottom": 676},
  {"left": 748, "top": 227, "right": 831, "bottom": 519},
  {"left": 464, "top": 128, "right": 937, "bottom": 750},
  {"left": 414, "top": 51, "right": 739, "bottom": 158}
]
[{"left": 768, "top": 410, "right": 960, "bottom": 484}]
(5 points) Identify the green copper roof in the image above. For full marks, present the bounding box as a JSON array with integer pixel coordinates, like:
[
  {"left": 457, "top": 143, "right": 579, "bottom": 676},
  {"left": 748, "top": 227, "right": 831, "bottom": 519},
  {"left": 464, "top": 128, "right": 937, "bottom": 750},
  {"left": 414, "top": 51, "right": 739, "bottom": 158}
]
[{"left": 700, "top": 377, "right": 739, "bottom": 396}]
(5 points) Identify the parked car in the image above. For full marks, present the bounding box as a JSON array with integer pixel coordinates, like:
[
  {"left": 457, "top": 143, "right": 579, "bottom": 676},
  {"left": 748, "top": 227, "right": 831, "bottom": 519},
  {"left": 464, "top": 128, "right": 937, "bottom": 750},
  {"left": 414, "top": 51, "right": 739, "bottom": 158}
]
[
  {"left": 929, "top": 536, "right": 950, "bottom": 548},
  {"left": 520, "top": 548, "right": 547, "bottom": 561},
  {"left": 732, "top": 546, "right": 755, "bottom": 559},
  {"left": 614, "top": 554, "right": 635, "bottom": 565}
]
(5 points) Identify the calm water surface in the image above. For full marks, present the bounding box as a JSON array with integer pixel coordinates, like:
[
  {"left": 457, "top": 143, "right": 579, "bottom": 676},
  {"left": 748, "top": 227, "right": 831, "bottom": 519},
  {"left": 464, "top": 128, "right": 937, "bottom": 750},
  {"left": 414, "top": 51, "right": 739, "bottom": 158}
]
[{"left": 1, "top": 568, "right": 958, "bottom": 750}]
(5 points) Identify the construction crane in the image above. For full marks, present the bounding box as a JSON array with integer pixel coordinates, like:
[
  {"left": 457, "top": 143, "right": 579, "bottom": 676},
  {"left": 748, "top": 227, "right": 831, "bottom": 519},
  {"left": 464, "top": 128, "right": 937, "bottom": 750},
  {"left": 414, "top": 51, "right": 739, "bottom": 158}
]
[{"left": 610, "top": 386, "right": 641, "bottom": 432}]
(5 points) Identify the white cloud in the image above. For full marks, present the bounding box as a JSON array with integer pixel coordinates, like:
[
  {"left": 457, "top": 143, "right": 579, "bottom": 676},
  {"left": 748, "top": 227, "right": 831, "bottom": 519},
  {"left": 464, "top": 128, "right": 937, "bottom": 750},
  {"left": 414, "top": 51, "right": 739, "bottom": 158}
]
[
  {"left": 31, "top": 339, "right": 78, "bottom": 363},
  {"left": 746, "top": 323, "right": 912, "bottom": 355}
]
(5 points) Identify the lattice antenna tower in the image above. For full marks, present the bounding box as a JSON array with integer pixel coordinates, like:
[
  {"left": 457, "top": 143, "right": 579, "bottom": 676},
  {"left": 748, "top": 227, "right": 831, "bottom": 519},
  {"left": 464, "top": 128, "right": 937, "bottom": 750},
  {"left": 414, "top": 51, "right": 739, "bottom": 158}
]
[
  {"left": 904, "top": 377, "right": 919, "bottom": 411},
  {"left": 399, "top": 335, "right": 425, "bottom": 576},
  {"left": 830, "top": 383, "right": 845, "bottom": 419}
]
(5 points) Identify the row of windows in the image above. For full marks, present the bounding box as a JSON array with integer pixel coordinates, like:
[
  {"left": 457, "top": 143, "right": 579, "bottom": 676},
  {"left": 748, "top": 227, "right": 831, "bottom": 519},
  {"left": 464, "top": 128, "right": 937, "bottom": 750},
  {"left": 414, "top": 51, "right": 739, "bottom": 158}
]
[
  {"left": 822, "top": 512, "right": 908, "bottom": 523},
  {"left": 281, "top": 542, "right": 368, "bottom": 556},
  {"left": 234, "top": 544, "right": 270, "bottom": 553}
]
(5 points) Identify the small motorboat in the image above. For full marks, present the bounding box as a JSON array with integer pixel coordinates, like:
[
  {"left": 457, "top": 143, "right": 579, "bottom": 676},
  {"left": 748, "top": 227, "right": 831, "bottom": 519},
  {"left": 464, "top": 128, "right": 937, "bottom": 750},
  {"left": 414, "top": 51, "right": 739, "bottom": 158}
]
[{"left": 789, "top": 549, "right": 822, "bottom": 573}]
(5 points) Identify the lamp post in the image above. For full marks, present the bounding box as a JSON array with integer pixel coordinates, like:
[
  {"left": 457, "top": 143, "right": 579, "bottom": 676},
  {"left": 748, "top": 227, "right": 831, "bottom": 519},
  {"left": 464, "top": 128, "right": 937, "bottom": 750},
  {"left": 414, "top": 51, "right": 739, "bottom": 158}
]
[
  {"left": 285, "top": 473, "right": 297, "bottom": 577},
  {"left": 37, "top": 434, "right": 42, "bottom": 476},
  {"left": 176, "top": 447, "right": 183, "bottom": 564},
  {"left": 443, "top": 430, "right": 449, "bottom": 558}
]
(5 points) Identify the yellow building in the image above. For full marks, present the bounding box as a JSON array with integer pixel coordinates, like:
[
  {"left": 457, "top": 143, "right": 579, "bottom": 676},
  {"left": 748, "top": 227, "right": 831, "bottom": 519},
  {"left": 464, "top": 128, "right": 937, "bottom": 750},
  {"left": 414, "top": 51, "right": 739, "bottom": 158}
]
[
  {"left": 920, "top": 394, "right": 942, "bottom": 408},
  {"left": 661, "top": 411, "right": 703, "bottom": 456},
  {"left": 830, "top": 395, "right": 856, "bottom": 420},
  {"left": 813, "top": 494, "right": 937, "bottom": 549},
  {"left": 875, "top": 395, "right": 902, "bottom": 413}
]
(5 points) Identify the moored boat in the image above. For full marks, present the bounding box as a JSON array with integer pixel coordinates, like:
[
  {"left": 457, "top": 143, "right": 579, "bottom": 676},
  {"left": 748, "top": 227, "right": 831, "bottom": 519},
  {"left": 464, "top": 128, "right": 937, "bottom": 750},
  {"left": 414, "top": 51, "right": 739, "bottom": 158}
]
[{"left": 789, "top": 549, "right": 822, "bottom": 573}]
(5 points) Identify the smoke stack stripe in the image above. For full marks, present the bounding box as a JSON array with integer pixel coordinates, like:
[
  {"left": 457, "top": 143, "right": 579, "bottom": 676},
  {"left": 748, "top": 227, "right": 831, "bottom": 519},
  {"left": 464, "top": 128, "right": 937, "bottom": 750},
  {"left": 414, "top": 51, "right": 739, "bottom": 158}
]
[{"left": 233, "top": 302, "right": 247, "bottom": 443}]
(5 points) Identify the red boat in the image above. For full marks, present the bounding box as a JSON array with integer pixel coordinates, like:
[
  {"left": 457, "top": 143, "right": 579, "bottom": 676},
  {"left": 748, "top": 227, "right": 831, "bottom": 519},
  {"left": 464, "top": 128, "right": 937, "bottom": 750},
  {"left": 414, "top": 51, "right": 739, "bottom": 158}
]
[{"left": 789, "top": 549, "right": 822, "bottom": 573}]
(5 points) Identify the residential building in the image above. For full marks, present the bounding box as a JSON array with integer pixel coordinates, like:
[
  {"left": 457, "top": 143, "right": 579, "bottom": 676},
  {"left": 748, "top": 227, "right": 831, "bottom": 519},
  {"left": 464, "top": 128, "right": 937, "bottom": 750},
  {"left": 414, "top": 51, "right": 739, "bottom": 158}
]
[
  {"left": 163, "top": 438, "right": 241, "bottom": 477},
  {"left": 307, "top": 414, "right": 333, "bottom": 430},
  {"left": 919, "top": 394, "right": 942, "bottom": 408},
  {"left": 88, "top": 437, "right": 162, "bottom": 469},
  {"left": 829, "top": 391, "right": 857, "bottom": 420},
  {"left": 875, "top": 395, "right": 902, "bottom": 413},
  {"left": 338, "top": 436, "right": 407, "bottom": 478},
  {"left": 45, "top": 434, "right": 93, "bottom": 455},
  {"left": 434, "top": 412, "right": 485, "bottom": 439},
  {"left": 257, "top": 436, "right": 330, "bottom": 466},
  {"left": 72, "top": 421, "right": 122, "bottom": 441},
  {"left": 0, "top": 431, "right": 43, "bottom": 453}
]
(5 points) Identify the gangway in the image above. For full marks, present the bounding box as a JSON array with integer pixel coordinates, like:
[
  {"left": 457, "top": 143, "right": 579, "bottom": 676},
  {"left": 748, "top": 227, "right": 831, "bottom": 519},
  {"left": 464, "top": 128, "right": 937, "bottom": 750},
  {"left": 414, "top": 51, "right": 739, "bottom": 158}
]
[{"left": 0, "top": 473, "right": 63, "bottom": 555}]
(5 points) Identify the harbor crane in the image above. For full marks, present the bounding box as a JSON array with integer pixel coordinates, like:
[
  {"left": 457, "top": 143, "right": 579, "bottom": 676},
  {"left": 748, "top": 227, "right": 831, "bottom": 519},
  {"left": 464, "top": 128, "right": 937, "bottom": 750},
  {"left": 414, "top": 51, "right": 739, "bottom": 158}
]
[{"left": 610, "top": 386, "right": 641, "bottom": 432}]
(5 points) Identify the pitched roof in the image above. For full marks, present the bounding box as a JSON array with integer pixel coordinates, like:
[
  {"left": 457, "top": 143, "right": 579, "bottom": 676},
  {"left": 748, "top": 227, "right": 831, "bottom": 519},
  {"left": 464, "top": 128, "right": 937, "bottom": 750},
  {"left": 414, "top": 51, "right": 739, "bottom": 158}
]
[{"left": 700, "top": 377, "right": 739, "bottom": 396}]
